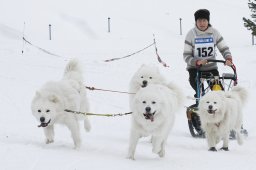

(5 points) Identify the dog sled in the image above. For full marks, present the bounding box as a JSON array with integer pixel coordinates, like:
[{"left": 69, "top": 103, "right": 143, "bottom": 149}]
[{"left": 186, "top": 59, "right": 248, "bottom": 138}]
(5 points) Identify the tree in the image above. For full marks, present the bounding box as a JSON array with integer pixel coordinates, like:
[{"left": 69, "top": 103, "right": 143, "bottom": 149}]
[{"left": 243, "top": 0, "right": 256, "bottom": 35}]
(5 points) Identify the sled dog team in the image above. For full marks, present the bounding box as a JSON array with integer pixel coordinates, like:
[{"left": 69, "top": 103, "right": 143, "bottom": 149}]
[{"left": 31, "top": 59, "right": 248, "bottom": 159}]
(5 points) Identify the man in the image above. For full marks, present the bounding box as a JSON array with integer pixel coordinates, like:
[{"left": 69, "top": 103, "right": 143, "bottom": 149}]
[{"left": 183, "top": 9, "right": 233, "bottom": 100}]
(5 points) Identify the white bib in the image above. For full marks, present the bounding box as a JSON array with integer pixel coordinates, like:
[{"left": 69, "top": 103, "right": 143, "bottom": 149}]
[{"left": 194, "top": 37, "right": 215, "bottom": 58}]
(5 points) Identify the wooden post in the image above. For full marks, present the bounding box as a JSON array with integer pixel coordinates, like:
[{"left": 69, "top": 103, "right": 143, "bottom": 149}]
[
  {"left": 252, "top": 34, "right": 254, "bottom": 45},
  {"left": 49, "top": 24, "right": 52, "bottom": 40},
  {"left": 179, "top": 18, "right": 182, "bottom": 35},
  {"left": 108, "top": 17, "right": 111, "bottom": 33}
]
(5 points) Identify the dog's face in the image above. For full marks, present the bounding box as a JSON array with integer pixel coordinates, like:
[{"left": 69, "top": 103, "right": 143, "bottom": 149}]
[
  {"left": 31, "top": 92, "right": 60, "bottom": 127},
  {"left": 133, "top": 87, "right": 164, "bottom": 122},
  {"left": 131, "top": 65, "right": 165, "bottom": 89},
  {"left": 199, "top": 91, "right": 226, "bottom": 123}
]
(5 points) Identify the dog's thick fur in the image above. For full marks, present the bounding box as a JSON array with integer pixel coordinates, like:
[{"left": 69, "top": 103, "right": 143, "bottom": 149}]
[
  {"left": 129, "top": 64, "right": 166, "bottom": 93},
  {"left": 31, "top": 59, "right": 91, "bottom": 149},
  {"left": 129, "top": 64, "right": 183, "bottom": 108},
  {"left": 198, "top": 86, "right": 247, "bottom": 151},
  {"left": 127, "top": 83, "right": 183, "bottom": 159}
]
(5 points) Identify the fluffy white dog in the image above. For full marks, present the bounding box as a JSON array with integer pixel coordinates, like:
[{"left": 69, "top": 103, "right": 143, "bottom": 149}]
[
  {"left": 127, "top": 83, "right": 183, "bottom": 159},
  {"left": 31, "top": 59, "right": 91, "bottom": 149},
  {"left": 128, "top": 64, "right": 182, "bottom": 107},
  {"left": 129, "top": 64, "right": 166, "bottom": 93},
  {"left": 198, "top": 86, "right": 247, "bottom": 151}
]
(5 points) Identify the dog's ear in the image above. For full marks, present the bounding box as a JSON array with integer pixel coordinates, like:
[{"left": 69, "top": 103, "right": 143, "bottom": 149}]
[
  {"left": 35, "top": 91, "right": 41, "bottom": 98},
  {"left": 48, "top": 94, "right": 59, "bottom": 103}
]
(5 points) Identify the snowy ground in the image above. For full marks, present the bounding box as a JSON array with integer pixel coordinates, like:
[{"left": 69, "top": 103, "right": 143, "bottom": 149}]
[{"left": 0, "top": 0, "right": 256, "bottom": 169}]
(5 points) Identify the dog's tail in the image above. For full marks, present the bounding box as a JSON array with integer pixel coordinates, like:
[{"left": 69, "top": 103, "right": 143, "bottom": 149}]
[
  {"left": 166, "top": 82, "right": 184, "bottom": 109},
  {"left": 63, "top": 58, "right": 83, "bottom": 83},
  {"left": 227, "top": 86, "right": 248, "bottom": 106}
]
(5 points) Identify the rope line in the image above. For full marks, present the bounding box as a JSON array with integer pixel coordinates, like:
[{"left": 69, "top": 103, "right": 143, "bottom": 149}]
[
  {"left": 22, "top": 37, "right": 66, "bottom": 58},
  {"left": 153, "top": 35, "right": 169, "bottom": 67},
  {"left": 104, "top": 42, "right": 155, "bottom": 62},
  {"left": 231, "top": 64, "right": 238, "bottom": 86},
  {"left": 85, "top": 86, "right": 135, "bottom": 94},
  {"left": 104, "top": 35, "right": 170, "bottom": 67},
  {"left": 65, "top": 109, "right": 132, "bottom": 117},
  {"left": 22, "top": 35, "right": 169, "bottom": 67}
]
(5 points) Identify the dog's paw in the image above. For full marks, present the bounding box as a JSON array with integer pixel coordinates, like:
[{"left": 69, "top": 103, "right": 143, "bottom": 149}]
[
  {"left": 158, "top": 149, "right": 165, "bottom": 158},
  {"left": 220, "top": 147, "right": 229, "bottom": 151},
  {"left": 74, "top": 142, "right": 81, "bottom": 150},
  {"left": 126, "top": 154, "right": 135, "bottom": 160},
  {"left": 74, "top": 145, "right": 81, "bottom": 150},
  {"left": 208, "top": 147, "right": 217, "bottom": 152},
  {"left": 152, "top": 147, "right": 161, "bottom": 155},
  {"left": 45, "top": 139, "right": 54, "bottom": 144}
]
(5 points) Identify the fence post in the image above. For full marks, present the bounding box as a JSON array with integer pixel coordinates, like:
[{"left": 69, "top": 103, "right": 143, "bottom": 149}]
[
  {"left": 179, "top": 18, "right": 182, "bottom": 35},
  {"left": 252, "top": 34, "right": 254, "bottom": 45},
  {"left": 49, "top": 24, "right": 52, "bottom": 40},
  {"left": 108, "top": 17, "right": 111, "bottom": 33}
]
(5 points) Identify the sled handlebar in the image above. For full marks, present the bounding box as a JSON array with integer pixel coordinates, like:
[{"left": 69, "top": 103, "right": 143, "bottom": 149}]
[
  {"left": 206, "top": 59, "right": 236, "bottom": 75},
  {"left": 200, "top": 59, "right": 238, "bottom": 85}
]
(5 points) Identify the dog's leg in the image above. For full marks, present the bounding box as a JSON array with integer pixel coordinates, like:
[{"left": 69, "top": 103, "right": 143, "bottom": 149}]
[
  {"left": 66, "top": 119, "right": 81, "bottom": 149},
  {"left": 235, "top": 118, "right": 244, "bottom": 145},
  {"left": 206, "top": 132, "right": 217, "bottom": 151},
  {"left": 83, "top": 118, "right": 91, "bottom": 132},
  {"left": 79, "top": 87, "right": 91, "bottom": 132},
  {"left": 127, "top": 129, "right": 140, "bottom": 160},
  {"left": 220, "top": 137, "right": 229, "bottom": 151},
  {"left": 221, "top": 132, "right": 230, "bottom": 151},
  {"left": 44, "top": 125, "right": 54, "bottom": 144},
  {"left": 158, "top": 140, "right": 166, "bottom": 157},
  {"left": 152, "top": 136, "right": 164, "bottom": 157}
]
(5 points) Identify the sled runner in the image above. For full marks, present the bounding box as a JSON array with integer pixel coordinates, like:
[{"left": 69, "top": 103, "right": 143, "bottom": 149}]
[{"left": 186, "top": 59, "right": 247, "bottom": 138}]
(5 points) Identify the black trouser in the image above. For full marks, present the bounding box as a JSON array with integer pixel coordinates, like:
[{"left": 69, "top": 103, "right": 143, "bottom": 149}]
[{"left": 188, "top": 68, "right": 222, "bottom": 96}]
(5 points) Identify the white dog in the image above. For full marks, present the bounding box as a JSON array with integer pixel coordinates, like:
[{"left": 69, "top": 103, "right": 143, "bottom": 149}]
[
  {"left": 127, "top": 83, "right": 183, "bottom": 159},
  {"left": 129, "top": 64, "right": 182, "bottom": 107},
  {"left": 129, "top": 64, "right": 166, "bottom": 93},
  {"left": 198, "top": 86, "right": 247, "bottom": 151},
  {"left": 31, "top": 59, "right": 91, "bottom": 149}
]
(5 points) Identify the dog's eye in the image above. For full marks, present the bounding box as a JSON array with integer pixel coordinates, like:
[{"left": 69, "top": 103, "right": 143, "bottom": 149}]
[
  {"left": 152, "top": 101, "right": 156, "bottom": 104},
  {"left": 142, "top": 101, "right": 146, "bottom": 104},
  {"left": 141, "top": 76, "right": 144, "bottom": 78},
  {"left": 38, "top": 109, "right": 41, "bottom": 113},
  {"left": 46, "top": 109, "right": 50, "bottom": 113},
  {"left": 206, "top": 101, "right": 210, "bottom": 104},
  {"left": 214, "top": 102, "right": 217, "bottom": 104},
  {"left": 149, "top": 77, "right": 152, "bottom": 79}
]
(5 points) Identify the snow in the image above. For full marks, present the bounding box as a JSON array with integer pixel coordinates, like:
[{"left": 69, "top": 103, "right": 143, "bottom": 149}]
[{"left": 0, "top": 0, "right": 255, "bottom": 169}]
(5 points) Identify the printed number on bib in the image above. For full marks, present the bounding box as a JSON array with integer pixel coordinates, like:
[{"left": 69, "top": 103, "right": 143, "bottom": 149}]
[
  {"left": 194, "top": 37, "right": 214, "bottom": 58},
  {"left": 196, "top": 47, "right": 213, "bottom": 57}
]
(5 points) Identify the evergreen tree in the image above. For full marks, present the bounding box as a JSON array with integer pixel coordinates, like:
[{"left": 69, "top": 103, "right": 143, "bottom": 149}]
[{"left": 243, "top": 0, "right": 256, "bottom": 35}]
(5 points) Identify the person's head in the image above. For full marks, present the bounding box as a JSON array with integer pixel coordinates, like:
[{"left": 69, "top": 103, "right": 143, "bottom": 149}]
[{"left": 194, "top": 9, "right": 211, "bottom": 31}]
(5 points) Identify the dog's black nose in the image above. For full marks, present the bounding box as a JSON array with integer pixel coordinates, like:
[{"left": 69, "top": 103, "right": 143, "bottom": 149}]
[
  {"left": 142, "top": 80, "right": 147, "bottom": 85},
  {"left": 208, "top": 105, "right": 213, "bottom": 110},
  {"left": 145, "top": 107, "right": 151, "bottom": 112},
  {"left": 40, "top": 117, "right": 45, "bottom": 123}
]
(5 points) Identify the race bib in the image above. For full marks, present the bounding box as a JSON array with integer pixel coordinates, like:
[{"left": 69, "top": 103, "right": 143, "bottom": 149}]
[{"left": 194, "top": 37, "right": 215, "bottom": 58}]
